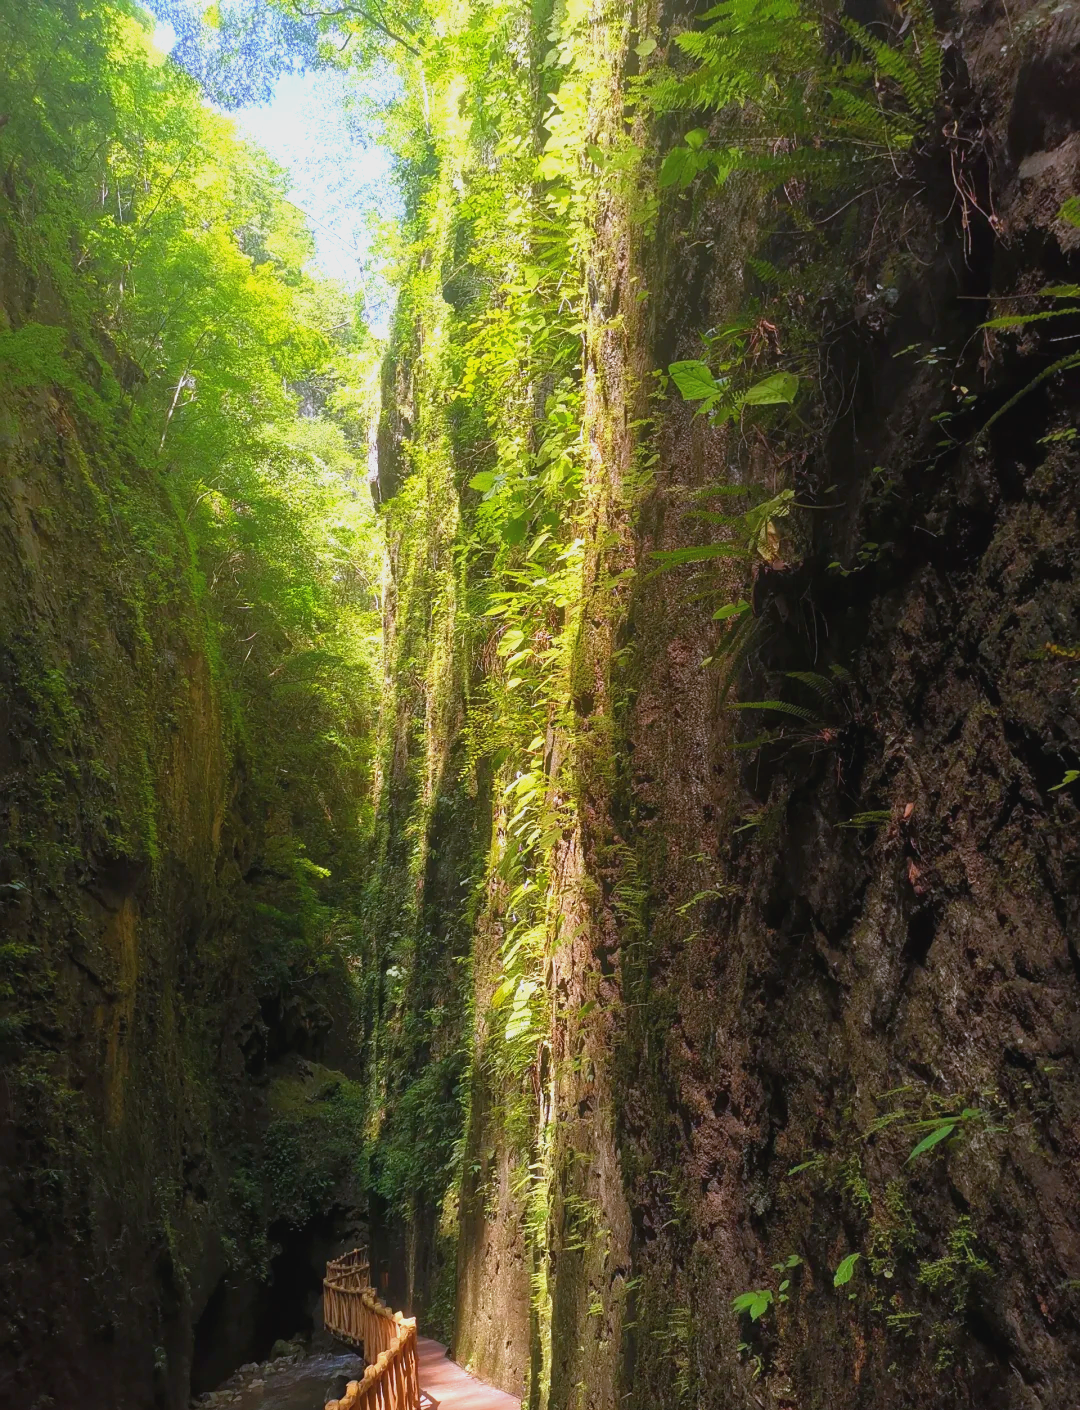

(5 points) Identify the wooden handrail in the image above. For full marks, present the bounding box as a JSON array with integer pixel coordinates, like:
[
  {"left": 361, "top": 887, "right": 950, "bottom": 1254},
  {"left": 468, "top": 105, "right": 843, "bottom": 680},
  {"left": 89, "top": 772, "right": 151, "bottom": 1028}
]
[
  {"left": 327, "top": 1248, "right": 372, "bottom": 1277},
  {"left": 324, "top": 1251, "right": 420, "bottom": 1410}
]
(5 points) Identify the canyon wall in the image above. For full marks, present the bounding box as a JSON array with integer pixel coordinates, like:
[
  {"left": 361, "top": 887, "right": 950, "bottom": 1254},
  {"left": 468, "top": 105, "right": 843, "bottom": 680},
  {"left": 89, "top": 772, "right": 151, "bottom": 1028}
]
[{"left": 375, "top": 2, "right": 1080, "bottom": 1407}]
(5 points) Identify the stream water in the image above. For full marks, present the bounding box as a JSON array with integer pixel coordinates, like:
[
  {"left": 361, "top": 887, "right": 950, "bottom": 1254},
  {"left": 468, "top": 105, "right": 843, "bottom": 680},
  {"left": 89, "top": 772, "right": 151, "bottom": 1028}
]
[{"left": 196, "top": 1350, "right": 366, "bottom": 1410}]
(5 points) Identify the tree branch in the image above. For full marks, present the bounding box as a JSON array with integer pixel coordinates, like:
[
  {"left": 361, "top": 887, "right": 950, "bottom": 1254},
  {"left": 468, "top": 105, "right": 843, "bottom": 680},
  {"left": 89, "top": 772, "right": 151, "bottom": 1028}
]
[{"left": 295, "top": 3, "right": 422, "bottom": 56}]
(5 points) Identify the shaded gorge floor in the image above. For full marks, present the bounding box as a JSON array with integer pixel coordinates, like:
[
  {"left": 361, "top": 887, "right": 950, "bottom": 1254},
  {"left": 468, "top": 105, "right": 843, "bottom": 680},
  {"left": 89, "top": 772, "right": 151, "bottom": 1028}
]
[{"left": 192, "top": 1348, "right": 366, "bottom": 1410}]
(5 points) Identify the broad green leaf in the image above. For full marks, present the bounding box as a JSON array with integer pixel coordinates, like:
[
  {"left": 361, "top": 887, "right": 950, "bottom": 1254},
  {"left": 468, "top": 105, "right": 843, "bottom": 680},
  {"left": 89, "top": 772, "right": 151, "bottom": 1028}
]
[
  {"left": 739, "top": 371, "right": 799, "bottom": 407},
  {"left": 833, "top": 1253, "right": 860, "bottom": 1287},
  {"left": 505, "top": 1010, "right": 535, "bottom": 1041},
  {"left": 635, "top": 36, "right": 657, "bottom": 57},
  {"left": 469, "top": 471, "right": 496, "bottom": 492},
  {"left": 713, "top": 599, "right": 751, "bottom": 621},
  {"left": 536, "top": 153, "right": 564, "bottom": 181},
  {"left": 731, "top": 1288, "right": 773, "bottom": 1321},
  {"left": 491, "top": 978, "right": 516, "bottom": 1008},
  {"left": 505, "top": 979, "right": 539, "bottom": 1040},
  {"left": 658, "top": 145, "right": 711, "bottom": 189},
  {"left": 497, "top": 629, "right": 526, "bottom": 656},
  {"left": 502, "top": 514, "right": 529, "bottom": 545},
  {"left": 668, "top": 359, "right": 720, "bottom": 402}
]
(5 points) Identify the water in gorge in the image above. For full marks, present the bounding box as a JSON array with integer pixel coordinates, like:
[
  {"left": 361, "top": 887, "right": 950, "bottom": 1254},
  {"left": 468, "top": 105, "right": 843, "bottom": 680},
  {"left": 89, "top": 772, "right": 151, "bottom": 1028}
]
[{"left": 194, "top": 1351, "right": 366, "bottom": 1410}]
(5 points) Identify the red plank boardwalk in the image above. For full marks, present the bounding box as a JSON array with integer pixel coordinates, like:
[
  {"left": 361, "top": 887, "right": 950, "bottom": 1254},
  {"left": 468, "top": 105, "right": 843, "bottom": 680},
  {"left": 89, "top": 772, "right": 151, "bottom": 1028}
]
[
  {"left": 417, "top": 1337, "right": 520, "bottom": 1410},
  {"left": 322, "top": 1252, "right": 519, "bottom": 1410}
]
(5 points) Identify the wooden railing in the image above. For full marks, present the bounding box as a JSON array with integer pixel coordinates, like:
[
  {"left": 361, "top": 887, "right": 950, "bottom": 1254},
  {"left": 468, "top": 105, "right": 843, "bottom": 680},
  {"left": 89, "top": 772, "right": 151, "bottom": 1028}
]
[
  {"left": 326, "top": 1248, "right": 373, "bottom": 1293},
  {"left": 324, "top": 1251, "right": 420, "bottom": 1410}
]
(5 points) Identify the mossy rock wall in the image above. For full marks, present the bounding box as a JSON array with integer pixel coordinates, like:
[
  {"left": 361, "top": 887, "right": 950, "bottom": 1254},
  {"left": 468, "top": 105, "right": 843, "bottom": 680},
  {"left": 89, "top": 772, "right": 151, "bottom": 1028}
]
[
  {"left": 601, "top": 9, "right": 1080, "bottom": 1406},
  {"left": 0, "top": 375, "right": 366, "bottom": 1407},
  {"left": 374, "top": 2, "right": 1080, "bottom": 1406},
  {"left": 0, "top": 376, "right": 235, "bottom": 1404}
]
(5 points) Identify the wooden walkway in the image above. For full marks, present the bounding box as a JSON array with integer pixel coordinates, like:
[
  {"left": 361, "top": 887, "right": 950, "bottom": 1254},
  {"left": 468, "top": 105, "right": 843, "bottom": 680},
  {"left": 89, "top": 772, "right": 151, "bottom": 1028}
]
[
  {"left": 322, "top": 1251, "right": 518, "bottom": 1410},
  {"left": 417, "top": 1337, "right": 519, "bottom": 1410}
]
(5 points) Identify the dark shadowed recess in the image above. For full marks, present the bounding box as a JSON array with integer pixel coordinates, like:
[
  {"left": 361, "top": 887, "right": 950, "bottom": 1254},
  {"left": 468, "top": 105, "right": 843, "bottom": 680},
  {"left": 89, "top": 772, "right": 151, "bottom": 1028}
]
[{"left": 191, "top": 1213, "right": 343, "bottom": 1394}]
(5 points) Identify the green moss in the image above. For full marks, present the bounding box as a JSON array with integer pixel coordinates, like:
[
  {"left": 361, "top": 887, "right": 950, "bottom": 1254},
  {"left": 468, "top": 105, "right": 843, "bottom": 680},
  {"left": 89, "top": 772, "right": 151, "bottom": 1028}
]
[
  {"left": 263, "top": 1074, "right": 367, "bottom": 1228},
  {"left": 916, "top": 1216, "right": 992, "bottom": 1314},
  {"left": 838, "top": 1154, "right": 873, "bottom": 1219},
  {"left": 867, "top": 1179, "right": 918, "bottom": 1279}
]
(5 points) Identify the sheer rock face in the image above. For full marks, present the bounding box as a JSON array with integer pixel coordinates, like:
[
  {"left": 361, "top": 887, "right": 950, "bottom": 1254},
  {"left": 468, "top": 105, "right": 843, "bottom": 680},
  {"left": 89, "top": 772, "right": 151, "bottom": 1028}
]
[
  {"left": 0, "top": 385, "right": 233, "bottom": 1406},
  {"left": 0, "top": 387, "right": 359, "bottom": 1407},
  {"left": 434, "top": 5, "right": 1080, "bottom": 1409},
  {"left": 6, "top": 0, "right": 1078, "bottom": 1406},
  {"left": 611, "top": 7, "right": 1079, "bottom": 1405}
]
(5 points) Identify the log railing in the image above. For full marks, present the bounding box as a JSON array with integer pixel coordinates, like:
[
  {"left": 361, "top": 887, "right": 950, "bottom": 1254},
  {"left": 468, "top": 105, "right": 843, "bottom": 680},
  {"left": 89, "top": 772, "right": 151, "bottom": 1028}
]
[
  {"left": 324, "top": 1251, "right": 420, "bottom": 1410},
  {"left": 326, "top": 1249, "right": 373, "bottom": 1296}
]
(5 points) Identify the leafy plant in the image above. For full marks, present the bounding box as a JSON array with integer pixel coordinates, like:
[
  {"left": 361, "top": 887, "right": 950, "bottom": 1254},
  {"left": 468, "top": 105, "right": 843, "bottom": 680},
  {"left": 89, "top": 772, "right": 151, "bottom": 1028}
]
[
  {"left": 837, "top": 809, "right": 893, "bottom": 829},
  {"left": 668, "top": 358, "right": 799, "bottom": 424},
  {"left": 648, "top": 0, "right": 942, "bottom": 195},
  {"left": 980, "top": 262, "right": 1080, "bottom": 431},
  {"left": 771, "top": 1253, "right": 802, "bottom": 1304},
  {"left": 649, "top": 488, "right": 796, "bottom": 572},
  {"left": 916, "top": 1216, "right": 991, "bottom": 1312},
  {"left": 906, "top": 1107, "right": 983, "bottom": 1163},
  {"left": 834, "top": 1252, "right": 861, "bottom": 1286},
  {"left": 732, "top": 1287, "right": 775, "bottom": 1321}
]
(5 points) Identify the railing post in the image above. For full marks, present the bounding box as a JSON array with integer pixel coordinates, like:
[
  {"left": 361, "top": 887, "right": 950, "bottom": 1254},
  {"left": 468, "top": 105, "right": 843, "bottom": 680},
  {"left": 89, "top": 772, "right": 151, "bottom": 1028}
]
[{"left": 323, "top": 1251, "right": 419, "bottom": 1410}]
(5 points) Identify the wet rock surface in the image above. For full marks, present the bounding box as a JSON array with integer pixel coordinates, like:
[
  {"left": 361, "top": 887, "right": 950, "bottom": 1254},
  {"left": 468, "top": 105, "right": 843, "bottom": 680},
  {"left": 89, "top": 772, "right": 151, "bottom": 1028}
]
[{"left": 192, "top": 1344, "right": 365, "bottom": 1410}]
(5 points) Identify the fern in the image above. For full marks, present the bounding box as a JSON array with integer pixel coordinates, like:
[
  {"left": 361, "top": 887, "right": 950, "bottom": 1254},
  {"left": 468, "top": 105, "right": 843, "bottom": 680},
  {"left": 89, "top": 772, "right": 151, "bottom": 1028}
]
[
  {"left": 980, "top": 283, "right": 1080, "bottom": 430},
  {"left": 785, "top": 670, "right": 837, "bottom": 699},
  {"left": 747, "top": 256, "right": 785, "bottom": 285},
  {"left": 730, "top": 699, "right": 819, "bottom": 723},
  {"left": 647, "top": 0, "right": 942, "bottom": 195},
  {"left": 827, "top": 87, "right": 919, "bottom": 149},
  {"left": 649, "top": 543, "right": 743, "bottom": 567},
  {"left": 841, "top": 7, "right": 942, "bottom": 120},
  {"left": 981, "top": 349, "right": 1080, "bottom": 431}
]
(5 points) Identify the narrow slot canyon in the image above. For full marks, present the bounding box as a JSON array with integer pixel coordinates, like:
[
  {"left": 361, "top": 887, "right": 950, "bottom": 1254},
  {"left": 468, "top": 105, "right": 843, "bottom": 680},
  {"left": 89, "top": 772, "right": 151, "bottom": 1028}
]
[{"left": 1, "top": 1, "right": 1079, "bottom": 1408}]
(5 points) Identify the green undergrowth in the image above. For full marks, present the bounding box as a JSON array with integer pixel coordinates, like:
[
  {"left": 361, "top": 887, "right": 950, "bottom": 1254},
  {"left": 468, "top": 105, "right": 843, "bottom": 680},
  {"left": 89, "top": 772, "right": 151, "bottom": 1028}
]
[
  {"left": 0, "top": 0, "right": 1010, "bottom": 1399},
  {"left": 264, "top": 1069, "right": 368, "bottom": 1227},
  {"left": 0, "top": 0, "right": 384, "bottom": 1354},
  {"left": 1, "top": 0, "right": 382, "bottom": 1023},
  {"left": 359, "top": 0, "right": 955, "bottom": 1395},
  {"left": 351, "top": 0, "right": 651, "bottom": 1374},
  {"left": 728, "top": 1084, "right": 1006, "bottom": 1378}
]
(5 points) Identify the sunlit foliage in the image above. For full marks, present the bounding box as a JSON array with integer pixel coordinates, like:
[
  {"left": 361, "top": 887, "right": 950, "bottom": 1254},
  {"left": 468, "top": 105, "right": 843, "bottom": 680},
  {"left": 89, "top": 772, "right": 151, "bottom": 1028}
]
[{"left": 1, "top": 0, "right": 382, "bottom": 987}]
